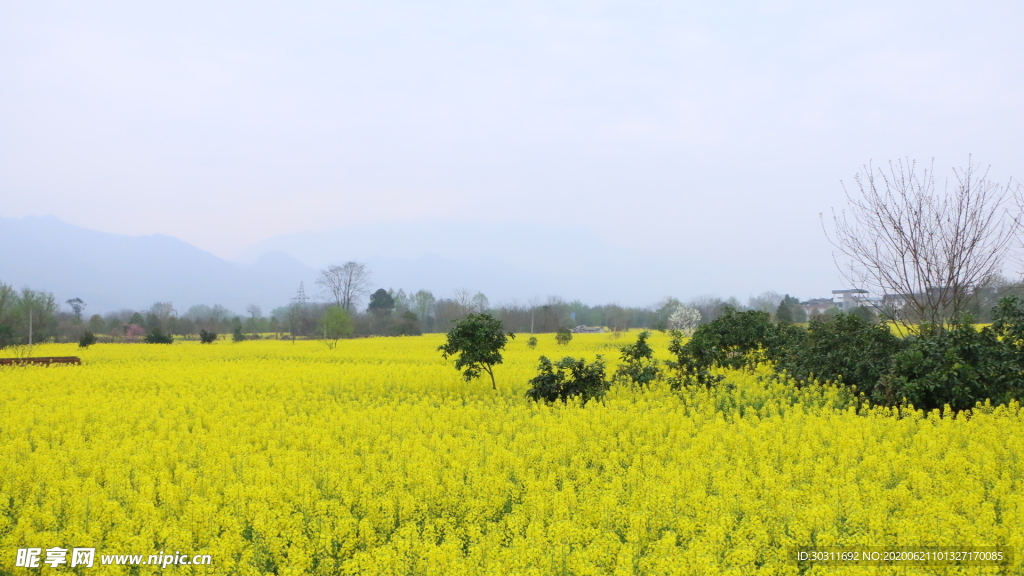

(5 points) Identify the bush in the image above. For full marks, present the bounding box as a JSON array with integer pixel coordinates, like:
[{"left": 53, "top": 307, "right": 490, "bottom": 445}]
[
  {"left": 143, "top": 328, "right": 174, "bottom": 344},
  {"left": 233, "top": 326, "right": 246, "bottom": 343},
  {"left": 527, "top": 336, "right": 538, "bottom": 349},
  {"left": 615, "top": 330, "right": 660, "bottom": 386},
  {"left": 775, "top": 313, "right": 903, "bottom": 392},
  {"left": 666, "top": 307, "right": 801, "bottom": 387},
  {"left": 555, "top": 328, "right": 573, "bottom": 346},
  {"left": 526, "top": 355, "right": 609, "bottom": 404},
  {"left": 878, "top": 314, "right": 1024, "bottom": 411},
  {"left": 199, "top": 329, "right": 217, "bottom": 344},
  {"left": 78, "top": 331, "right": 97, "bottom": 348}
]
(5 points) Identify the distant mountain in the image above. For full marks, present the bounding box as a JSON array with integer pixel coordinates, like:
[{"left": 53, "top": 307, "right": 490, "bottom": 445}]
[
  {"left": 238, "top": 220, "right": 732, "bottom": 306},
  {"left": 0, "top": 216, "right": 317, "bottom": 314},
  {"left": 0, "top": 215, "right": 804, "bottom": 315}
]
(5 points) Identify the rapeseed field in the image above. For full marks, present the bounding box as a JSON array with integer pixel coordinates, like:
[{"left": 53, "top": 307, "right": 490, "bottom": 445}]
[{"left": 0, "top": 333, "right": 1020, "bottom": 575}]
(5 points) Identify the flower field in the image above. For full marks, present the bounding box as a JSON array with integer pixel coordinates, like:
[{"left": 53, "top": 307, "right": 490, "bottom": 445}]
[{"left": 1, "top": 333, "right": 1021, "bottom": 575}]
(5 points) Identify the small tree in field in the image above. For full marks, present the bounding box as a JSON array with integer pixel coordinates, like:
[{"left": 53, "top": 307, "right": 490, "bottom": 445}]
[
  {"left": 556, "top": 327, "right": 573, "bottom": 346},
  {"left": 319, "top": 306, "right": 355, "bottom": 349},
  {"left": 438, "top": 313, "right": 514, "bottom": 389},
  {"left": 526, "top": 355, "right": 609, "bottom": 404}
]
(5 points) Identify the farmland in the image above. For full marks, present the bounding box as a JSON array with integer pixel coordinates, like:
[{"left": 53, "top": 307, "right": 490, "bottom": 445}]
[{"left": 1, "top": 333, "right": 1021, "bottom": 575}]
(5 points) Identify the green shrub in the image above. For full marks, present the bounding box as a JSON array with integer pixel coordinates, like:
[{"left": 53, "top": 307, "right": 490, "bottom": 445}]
[
  {"left": 776, "top": 313, "right": 903, "bottom": 392},
  {"left": 78, "top": 331, "right": 97, "bottom": 348},
  {"left": 878, "top": 315, "right": 1024, "bottom": 412},
  {"left": 199, "top": 329, "right": 217, "bottom": 344},
  {"left": 615, "top": 330, "right": 660, "bottom": 386},
  {"left": 555, "top": 328, "right": 572, "bottom": 346},
  {"left": 666, "top": 308, "right": 801, "bottom": 387},
  {"left": 143, "top": 328, "right": 174, "bottom": 344},
  {"left": 526, "top": 355, "right": 609, "bottom": 404},
  {"left": 232, "top": 326, "right": 246, "bottom": 343}
]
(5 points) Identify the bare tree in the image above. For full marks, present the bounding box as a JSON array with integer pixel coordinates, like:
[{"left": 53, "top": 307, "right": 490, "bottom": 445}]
[
  {"left": 317, "top": 262, "right": 372, "bottom": 312},
  {"left": 827, "top": 158, "right": 1021, "bottom": 334},
  {"left": 246, "top": 304, "right": 262, "bottom": 337}
]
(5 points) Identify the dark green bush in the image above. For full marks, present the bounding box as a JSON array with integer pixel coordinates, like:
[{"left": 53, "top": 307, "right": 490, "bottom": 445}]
[
  {"left": 878, "top": 315, "right": 1024, "bottom": 412},
  {"left": 555, "top": 328, "right": 572, "bottom": 346},
  {"left": 78, "top": 331, "right": 97, "bottom": 348},
  {"left": 666, "top": 307, "right": 802, "bottom": 387},
  {"left": 526, "top": 355, "right": 609, "bottom": 403},
  {"left": 776, "top": 313, "right": 904, "bottom": 392},
  {"left": 143, "top": 328, "right": 174, "bottom": 344},
  {"left": 232, "top": 326, "right": 246, "bottom": 342},
  {"left": 199, "top": 329, "right": 217, "bottom": 344}
]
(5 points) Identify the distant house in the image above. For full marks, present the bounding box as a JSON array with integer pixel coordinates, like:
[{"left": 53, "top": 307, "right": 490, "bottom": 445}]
[
  {"left": 883, "top": 293, "right": 911, "bottom": 311},
  {"left": 832, "top": 289, "right": 872, "bottom": 312},
  {"left": 571, "top": 325, "right": 606, "bottom": 333},
  {"left": 799, "top": 297, "right": 835, "bottom": 317}
]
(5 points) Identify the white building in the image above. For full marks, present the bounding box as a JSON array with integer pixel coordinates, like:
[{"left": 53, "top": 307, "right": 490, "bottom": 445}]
[{"left": 831, "top": 289, "right": 871, "bottom": 312}]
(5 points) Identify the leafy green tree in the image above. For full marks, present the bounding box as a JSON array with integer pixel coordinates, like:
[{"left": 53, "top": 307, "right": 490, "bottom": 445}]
[
  {"left": 438, "top": 313, "right": 514, "bottom": 389},
  {"left": 555, "top": 327, "right": 573, "bottom": 346},
  {"left": 775, "top": 295, "right": 801, "bottom": 324},
  {"left": 87, "top": 314, "right": 105, "bottom": 335},
  {"left": 199, "top": 329, "right": 217, "bottom": 344},
  {"left": 319, "top": 306, "right": 355, "bottom": 348},
  {"left": 527, "top": 336, "right": 538, "bottom": 349},
  {"left": 615, "top": 330, "right": 660, "bottom": 386},
  {"left": 367, "top": 288, "right": 396, "bottom": 316},
  {"left": 526, "top": 356, "right": 609, "bottom": 404},
  {"left": 129, "top": 312, "right": 146, "bottom": 328},
  {"left": 389, "top": 311, "right": 422, "bottom": 336},
  {"left": 232, "top": 326, "right": 246, "bottom": 343}
]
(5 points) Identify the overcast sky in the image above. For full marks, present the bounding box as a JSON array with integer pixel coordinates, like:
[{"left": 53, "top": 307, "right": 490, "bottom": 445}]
[{"left": 3, "top": 0, "right": 1023, "bottom": 302}]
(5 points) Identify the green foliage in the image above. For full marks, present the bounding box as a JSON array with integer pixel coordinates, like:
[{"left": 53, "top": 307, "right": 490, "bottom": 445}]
[
  {"left": 319, "top": 306, "right": 355, "bottom": 347},
  {"left": 199, "top": 329, "right": 217, "bottom": 344},
  {"left": 878, "top": 313, "right": 1024, "bottom": 412},
  {"left": 526, "top": 355, "right": 609, "bottom": 404},
  {"left": 389, "top": 311, "right": 422, "bottom": 336},
  {"left": 0, "top": 286, "right": 58, "bottom": 348},
  {"left": 438, "top": 313, "right": 514, "bottom": 389},
  {"left": 555, "top": 327, "right": 572, "bottom": 346},
  {"left": 527, "top": 336, "right": 538, "bottom": 349},
  {"left": 232, "top": 326, "right": 246, "bottom": 343},
  {"left": 78, "top": 331, "right": 97, "bottom": 348},
  {"left": 367, "top": 288, "right": 396, "bottom": 315},
  {"left": 129, "top": 312, "right": 146, "bottom": 328},
  {"left": 775, "top": 313, "right": 904, "bottom": 393},
  {"left": 850, "top": 306, "right": 875, "bottom": 323},
  {"left": 144, "top": 328, "right": 174, "bottom": 344},
  {"left": 615, "top": 330, "right": 660, "bottom": 386},
  {"left": 775, "top": 295, "right": 800, "bottom": 324},
  {"left": 666, "top": 308, "right": 801, "bottom": 387}
]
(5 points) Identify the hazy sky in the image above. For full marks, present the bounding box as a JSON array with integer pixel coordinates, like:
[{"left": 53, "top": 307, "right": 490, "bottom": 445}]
[{"left": 3, "top": 0, "right": 1024, "bottom": 301}]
